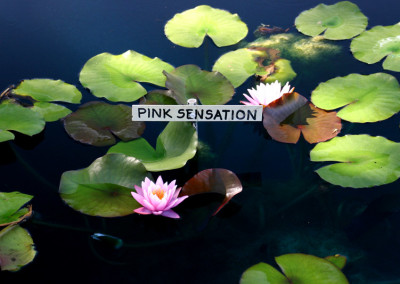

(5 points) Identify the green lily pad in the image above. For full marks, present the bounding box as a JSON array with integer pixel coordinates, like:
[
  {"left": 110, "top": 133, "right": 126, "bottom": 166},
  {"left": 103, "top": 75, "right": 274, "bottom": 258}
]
[
  {"left": 59, "top": 153, "right": 152, "bottom": 217},
  {"left": 295, "top": 1, "right": 367, "bottom": 40},
  {"left": 164, "top": 65, "right": 234, "bottom": 105},
  {"left": 351, "top": 24, "right": 400, "bottom": 72},
  {"left": 0, "top": 192, "right": 33, "bottom": 226},
  {"left": 310, "top": 135, "right": 400, "bottom": 188},
  {"left": 13, "top": 79, "right": 82, "bottom": 103},
  {"left": 0, "top": 102, "right": 45, "bottom": 142},
  {"left": 79, "top": 50, "right": 174, "bottom": 102},
  {"left": 212, "top": 48, "right": 260, "bottom": 88},
  {"left": 108, "top": 122, "right": 197, "bottom": 172},
  {"left": 164, "top": 5, "right": 248, "bottom": 48},
  {"left": 311, "top": 73, "right": 400, "bottom": 123},
  {"left": 240, "top": 262, "right": 290, "bottom": 284},
  {"left": 0, "top": 225, "right": 36, "bottom": 271},
  {"left": 32, "top": 102, "right": 72, "bottom": 122},
  {"left": 325, "top": 254, "right": 347, "bottom": 270},
  {"left": 260, "top": 59, "right": 297, "bottom": 85},
  {"left": 64, "top": 101, "right": 145, "bottom": 146},
  {"left": 181, "top": 169, "right": 242, "bottom": 216},
  {"left": 276, "top": 253, "right": 349, "bottom": 284},
  {"left": 139, "top": 90, "right": 178, "bottom": 105}
]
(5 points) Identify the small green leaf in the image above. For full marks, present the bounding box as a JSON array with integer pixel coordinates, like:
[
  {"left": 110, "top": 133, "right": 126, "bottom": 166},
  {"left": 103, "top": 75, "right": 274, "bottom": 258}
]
[
  {"left": 0, "top": 102, "right": 45, "bottom": 140},
  {"left": 165, "top": 5, "right": 248, "bottom": 48},
  {"left": 0, "top": 225, "right": 36, "bottom": 271},
  {"left": 164, "top": 65, "right": 234, "bottom": 105},
  {"left": 351, "top": 24, "right": 400, "bottom": 72},
  {"left": 311, "top": 73, "right": 400, "bottom": 123},
  {"left": 31, "top": 102, "right": 71, "bottom": 122},
  {"left": 310, "top": 135, "right": 400, "bottom": 188},
  {"left": 108, "top": 122, "right": 197, "bottom": 172},
  {"left": 295, "top": 1, "right": 367, "bottom": 40},
  {"left": 13, "top": 79, "right": 82, "bottom": 103},
  {"left": 59, "top": 153, "right": 152, "bottom": 217},
  {"left": 259, "top": 59, "right": 297, "bottom": 85},
  {"left": 325, "top": 254, "right": 347, "bottom": 270},
  {"left": 79, "top": 50, "right": 174, "bottom": 102},
  {"left": 0, "top": 192, "right": 33, "bottom": 226},
  {"left": 0, "top": 130, "right": 14, "bottom": 143},
  {"left": 240, "top": 262, "right": 290, "bottom": 284},
  {"left": 276, "top": 253, "right": 349, "bottom": 284}
]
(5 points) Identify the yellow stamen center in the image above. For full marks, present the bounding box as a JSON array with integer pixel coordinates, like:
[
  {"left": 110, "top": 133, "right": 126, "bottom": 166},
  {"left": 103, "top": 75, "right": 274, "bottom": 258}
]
[{"left": 152, "top": 186, "right": 165, "bottom": 199}]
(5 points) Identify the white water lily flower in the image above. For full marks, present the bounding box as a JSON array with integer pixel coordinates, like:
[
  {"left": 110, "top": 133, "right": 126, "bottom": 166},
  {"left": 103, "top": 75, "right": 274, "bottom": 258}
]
[{"left": 240, "top": 80, "right": 294, "bottom": 107}]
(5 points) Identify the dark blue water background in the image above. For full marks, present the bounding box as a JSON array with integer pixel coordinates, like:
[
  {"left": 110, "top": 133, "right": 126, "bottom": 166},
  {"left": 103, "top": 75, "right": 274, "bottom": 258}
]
[{"left": 1, "top": 0, "right": 400, "bottom": 283}]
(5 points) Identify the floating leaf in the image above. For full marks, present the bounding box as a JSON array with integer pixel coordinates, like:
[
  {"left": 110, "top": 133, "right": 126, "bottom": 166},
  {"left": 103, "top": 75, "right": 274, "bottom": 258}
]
[
  {"left": 164, "top": 65, "right": 234, "bottom": 105},
  {"left": 310, "top": 135, "right": 400, "bottom": 188},
  {"left": 325, "top": 254, "right": 347, "bottom": 270},
  {"left": 164, "top": 5, "right": 248, "bottom": 48},
  {"left": 13, "top": 79, "right": 82, "bottom": 103},
  {"left": 79, "top": 50, "right": 174, "bottom": 102},
  {"left": 259, "top": 59, "right": 297, "bottom": 85},
  {"left": 0, "top": 192, "right": 33, "bottom": 226},
  {"left": 139, "top": 90, "right": 178, "bottom": 105},
  {"left": 276, "top": 253, "right": 349, "bottom": 284},
  {"left": 0, "top": 102, "right": 45, "bottom": 142},
  {"left": 64, "top": 101, "right": 145, "bottom": 146},
  {"left": 212, "top": 48, "right": 260, "bottom": 88},
  {"left": 311, "top": 73, "right": 400, "bottom": 123},
  {"left": 351, "top": 24, "right": 400, "bottom": 72},
  {"left": 181, "top": 168, "right": 242, "bottom": 215},
  {"left": 59, "top": 153, "right": 151, "bottom": 217},
  {"left": 240, "top": 262, "right": 290, "bottom": 284},
  {"left": 0, "top": 225, "right": 36, "bottom": 271},
  {"left": 263, "top": 93, "right": 340, "bottom": 144},
  {"left": 295, "top": 1, "right": 367, "bottom": 40},
  {"left": 91, "top": 233, "right": 123, "bottom": 250},
  {"left": 108, "top": 122, "right": 197, "bottom": 172},
  {"left": 31, "top": 102, "right": 71, "bottom": 122}
]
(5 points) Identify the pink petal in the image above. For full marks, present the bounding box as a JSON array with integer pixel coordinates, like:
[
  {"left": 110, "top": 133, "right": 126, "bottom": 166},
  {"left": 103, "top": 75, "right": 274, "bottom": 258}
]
[
  {"left": 156, "top": 176, "right": 164, "bottom": 186},
  {"left": 131, "top": 191, "right": 147, "bottom": 206},
  {"left": 134, "top": 207, "right": 152, "bottom": 215},
  {"left": 161, "top": 209, "right": 180, "bottom": 219},
  {"left": 165, "top": 195, "right": 188, "bottom": 211},
  {"left": 134, "top": 185, "right": 143, "bottom": 196}
]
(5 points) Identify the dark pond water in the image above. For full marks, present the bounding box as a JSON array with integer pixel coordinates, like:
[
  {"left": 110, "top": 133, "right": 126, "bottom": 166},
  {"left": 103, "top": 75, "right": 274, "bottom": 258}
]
[{"left": 1, "top": 0, "right": 400, "bottom": 283}]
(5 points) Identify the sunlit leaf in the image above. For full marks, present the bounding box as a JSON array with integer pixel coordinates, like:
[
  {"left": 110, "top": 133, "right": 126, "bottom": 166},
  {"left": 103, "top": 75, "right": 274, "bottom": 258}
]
[
  {"left": 212, "top": 48, "right": 260, "bottom": 88},
  {"left": 0, "top": 192, "right": 33, "bottom": 226},
  {"left": 311, "top": 73, "right": 400, "bottom": 123},
  {"left": 0, "top": 225, "right": 36, "bottom": 271},
  {"left": 325, "top": 254, "right": 347, "bottom": 270},
  {"left": 276, "top": 253, "right": 349, "bottom": 283},
  {"left": 59, "top": 153, "right": 151, "bottom": 217},
  {"left": 108, "top": 122, "right": 197, "bottom": 172},
  {"left": 13, "top": 79, "right": 82, "bottom": 103},
  {"left": 351, "top": 24, "right": 400, "bottom": 72},
  {"left": 165, "top": 5, "right": 248, "bottom": 48},
  {"left": 181, "top": 168, "right": 242, "bottom": 215},
  {"left": 164, "top": 65, "right": 234, "bottom": 105},
  {"left": 0, "top": 102, "right": 45, "bottom": 142},
  {"left": 79, "top": 50, "right": 174, "bottom": 102},
  {"left": 295, "top": 1, "right": 367, "bottom": 40},
  {"left": 259, "top": 59, "right": 297, "bottom": 85},
  {"left": 31, "top": 102, "right": 71, "bottom": 122},
  {"left": 310, "top": 135, "right": 400, "bottom": 188},
  {"left": 240, "top": 262, "right": 290, "bottom": 284},
  {"left": 63, "top": 101, "right": 145, "bottom": 146}
]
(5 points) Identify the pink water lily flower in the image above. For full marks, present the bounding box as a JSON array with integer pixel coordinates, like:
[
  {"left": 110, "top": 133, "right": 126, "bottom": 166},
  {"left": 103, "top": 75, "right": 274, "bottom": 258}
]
[
  {"left": 131, "top": 176, "right": 188, "bottom": 219},
  {"left": 240, "top": 80, "right": 294, "bottom": 107}
]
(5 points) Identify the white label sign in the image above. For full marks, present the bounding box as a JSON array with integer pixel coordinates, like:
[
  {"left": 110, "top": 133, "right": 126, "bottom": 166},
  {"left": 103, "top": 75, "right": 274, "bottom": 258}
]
[{"left": 132, "top": 105, "right": 263, "bottom": 122}]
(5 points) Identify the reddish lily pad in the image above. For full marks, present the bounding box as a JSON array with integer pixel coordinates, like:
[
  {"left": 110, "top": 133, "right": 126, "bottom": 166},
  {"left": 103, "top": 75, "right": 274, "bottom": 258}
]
[
  {"left": 64, "top": 101, "right": 145, "bottom": 146},
  {"left": 181, "top": 168, "right": 242, "bottom": 215},
  {"left": 263, "top": 93, "right": 342, "bottom": 144}
]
